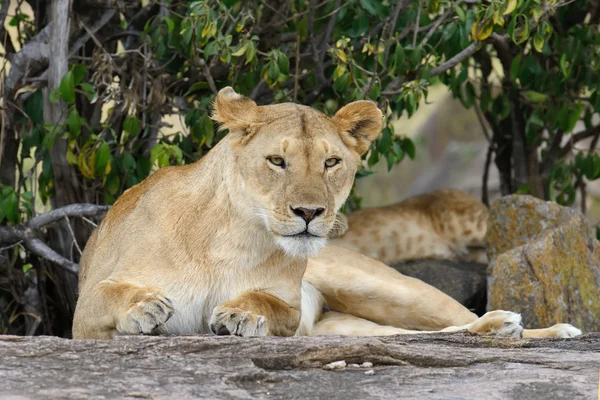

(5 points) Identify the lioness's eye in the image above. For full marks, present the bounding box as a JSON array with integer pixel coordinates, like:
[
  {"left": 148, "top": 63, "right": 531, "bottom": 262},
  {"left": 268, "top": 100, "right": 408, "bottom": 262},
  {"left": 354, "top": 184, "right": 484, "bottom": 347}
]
[
  {"left": 267, "top": 156, "right": 286, "bottom": 168},
  {"left": 325, "top": 158, "right": 341, "bottom": 168}
]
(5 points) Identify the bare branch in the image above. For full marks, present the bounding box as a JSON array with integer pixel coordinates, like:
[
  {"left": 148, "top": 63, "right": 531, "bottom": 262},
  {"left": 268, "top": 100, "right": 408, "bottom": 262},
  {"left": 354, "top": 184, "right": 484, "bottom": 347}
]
[
  {"left": 24, "top": 238, "right": 78, "bottom": 275},
  {"left": 28, "top": 204, "right": 110, "bottom": 230},
  {"left": 0, "top": 204, "right": 109, "bottom": 273}
]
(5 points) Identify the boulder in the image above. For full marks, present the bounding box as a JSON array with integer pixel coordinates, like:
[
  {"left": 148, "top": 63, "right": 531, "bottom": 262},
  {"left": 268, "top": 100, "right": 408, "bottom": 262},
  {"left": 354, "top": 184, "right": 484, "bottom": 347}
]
[
  {"left": 486, "top": 195, "right": 600, "bottom": 331},
  {"left": 390, "top": 260, "right": 487, "bottom": 315},
  {"left": 1, "top": 334, "right": 599, "bottom": 399},
  {"left": 486, "top": 195, "right": 591, "bottom": 260}
]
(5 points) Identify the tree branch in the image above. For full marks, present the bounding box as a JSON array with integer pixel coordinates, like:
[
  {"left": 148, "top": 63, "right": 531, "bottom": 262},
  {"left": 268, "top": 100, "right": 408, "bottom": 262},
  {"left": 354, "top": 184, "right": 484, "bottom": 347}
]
[
  {"left": 558, "top": 124, "right": 600, "bottom": 159},
  {"left": 383, "top": 42, "right": 480, "bottom": 95},
  {"left": 0, "top": 204, "right": 110, "bottom": 274}
]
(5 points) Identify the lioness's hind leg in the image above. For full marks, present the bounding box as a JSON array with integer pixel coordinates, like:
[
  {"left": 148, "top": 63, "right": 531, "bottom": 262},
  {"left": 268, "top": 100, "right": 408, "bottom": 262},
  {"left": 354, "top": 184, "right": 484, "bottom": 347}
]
[
  {"left": 72, "top": 280, "right": 174, "bottom": 339},
  {"left": 523, "top": 324, "right": 582, "bottom": 338},
  {"left": 312, "top": 310, "right": 524, "bottom": 338}
]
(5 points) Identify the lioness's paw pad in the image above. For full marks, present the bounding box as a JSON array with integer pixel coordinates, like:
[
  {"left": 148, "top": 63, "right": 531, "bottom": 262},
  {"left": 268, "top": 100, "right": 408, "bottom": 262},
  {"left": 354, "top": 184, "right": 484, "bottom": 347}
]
[
  {"left": 547, "top": 323, "right": 582, "bottom": 338},
  {"left": 209, "top": 307, "right": 266, "bottom": 337},
  {"left": 116, "top": 292, "right": 173, "bottom": 335},
  {"left": 468, "top": 310, "right": 523, "bottom": 338}
]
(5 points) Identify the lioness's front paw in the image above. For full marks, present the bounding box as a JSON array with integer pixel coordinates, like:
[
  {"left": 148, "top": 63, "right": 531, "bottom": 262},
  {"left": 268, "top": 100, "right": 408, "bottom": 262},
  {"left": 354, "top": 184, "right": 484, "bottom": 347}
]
[
  {"left": 467, "top": 310, "right": 524, "bottom": 338},
  {"left": 209, "top": 306, "right": 267, "bottom": 337},
  {"left": 116, "top": 291, "right": 174, "bottom": 335}
]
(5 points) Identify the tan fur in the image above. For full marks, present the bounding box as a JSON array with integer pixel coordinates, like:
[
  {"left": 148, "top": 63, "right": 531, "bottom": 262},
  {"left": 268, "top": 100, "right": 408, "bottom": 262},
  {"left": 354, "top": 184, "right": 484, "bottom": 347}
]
[
  {"left": 330, "top": 189, "right": 489, "bottom": 265},
  {"left": 72, "top": 88, "right": 581, "bottom": 340}
]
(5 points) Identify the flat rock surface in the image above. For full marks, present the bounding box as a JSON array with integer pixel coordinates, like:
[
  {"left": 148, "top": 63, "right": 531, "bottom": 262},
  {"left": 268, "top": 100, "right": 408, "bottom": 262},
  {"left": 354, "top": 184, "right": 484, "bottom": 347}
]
[{"left": 1, "top": 333, "right": 600, "bottom": 399}]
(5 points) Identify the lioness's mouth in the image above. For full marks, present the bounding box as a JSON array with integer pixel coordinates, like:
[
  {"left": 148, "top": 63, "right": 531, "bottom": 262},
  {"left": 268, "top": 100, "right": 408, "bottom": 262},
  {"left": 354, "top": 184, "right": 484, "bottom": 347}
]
[{"left": 284, "top": 230, "right": 321, "bottom": 238}]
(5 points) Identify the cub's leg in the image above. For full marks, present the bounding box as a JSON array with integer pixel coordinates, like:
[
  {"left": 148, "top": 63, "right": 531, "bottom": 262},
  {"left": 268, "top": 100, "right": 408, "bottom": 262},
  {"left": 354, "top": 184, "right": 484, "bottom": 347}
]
[
  {"left": 313, "top": 310, "right": 524, "bottom": 337},
  {"left": 72, "top": 280, "right": 173, "bottom": 339},
  {"left": 209, "top": 291, "right": 300, "bottom": 337}
]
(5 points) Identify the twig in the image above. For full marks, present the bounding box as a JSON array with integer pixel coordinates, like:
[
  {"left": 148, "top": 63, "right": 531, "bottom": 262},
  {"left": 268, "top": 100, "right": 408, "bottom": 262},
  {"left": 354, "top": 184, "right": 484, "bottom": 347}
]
[
  {"left": 474, "top": 101, "right": 491, "bottom": 143},
  {"left": 482, "top": 144, "right": 495, "bottom": 207},
  {"left": 307, "top": 0, "right": 326, "bottom": 86},
  {"left": 412, "top": 0, "right": 422, "bottom": 49},
  {"left": 198, "top": 58, "right": 218, "bottom": 95},
  {"left": 420, "top": 9, "right": 450, "bottom": 47},
  {"left": 63, "top": 216, "right": 82, "bottom": 256},
  {"left": 81, "top": 217, "right": 98, "bottom": 228},
  {"left": 382, "top": 0, "right": 410, "bottom": 66},
  {"left": 294, "top": 32, "right": 300, "bottom": 102},
  {"left": 320, "top": 0, "right": 342, "bottom": 63}
]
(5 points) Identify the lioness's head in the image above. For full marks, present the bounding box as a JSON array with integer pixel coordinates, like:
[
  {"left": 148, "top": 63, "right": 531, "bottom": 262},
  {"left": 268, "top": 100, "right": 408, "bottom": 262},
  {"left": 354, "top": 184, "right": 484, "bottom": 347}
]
[{"left": 212, "top": 87, "right": 382, "bottom": 257}]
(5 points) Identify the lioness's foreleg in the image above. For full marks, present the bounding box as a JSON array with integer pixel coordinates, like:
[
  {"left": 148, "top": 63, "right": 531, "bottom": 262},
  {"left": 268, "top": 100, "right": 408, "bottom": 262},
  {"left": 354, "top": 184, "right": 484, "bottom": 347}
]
[
  {"left": 209, "top": 291, "right": 301, "bottom": 337},
  {"left": 72, "top": 280, "right": 173, "bottom": 339}
]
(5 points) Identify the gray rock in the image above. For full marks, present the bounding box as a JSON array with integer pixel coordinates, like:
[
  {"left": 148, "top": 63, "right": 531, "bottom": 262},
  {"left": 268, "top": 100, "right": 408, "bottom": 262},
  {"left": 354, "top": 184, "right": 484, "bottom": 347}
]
[
  {"left": 390, "top": 260, "right": 487, "bottom": 315},
  {"left": 1, "top": 333, "right": 599, "bottom": 399}
]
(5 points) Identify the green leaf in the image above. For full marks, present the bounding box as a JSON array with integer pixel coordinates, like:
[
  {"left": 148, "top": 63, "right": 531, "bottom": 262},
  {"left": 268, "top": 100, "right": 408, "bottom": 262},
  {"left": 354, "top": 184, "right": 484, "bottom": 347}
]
[
  {"left": 359, "top": 0, "right": 379, "bottom": 16},
  {"left": 268, "top": 62, "right": 280, "bottom": 80},
  {"left": 79, "top": 82, "right": 96, "bottom": 102},
  {"left": 123, "top": 115, "right": 141, "bottom": 136},
  {"left": 509, "top": 53, "right": 522, "bottom": 80},
  {"left": 66, "top": 108, "right": 83, "bottom": 137},
  {"left": 510, "top": 14, "right": 530, "bottom": 45},
  {"left": 533, "top": 34, "right": 544, "bottom": 52},
  {"left": 164, "top": 17, "right": 175, "bottom": 32},
  {"left": 22, "top": 263, "right": 33, "bottom": 276},
  {"left": 523, "top": 91, "right": 548, "bottom": 103},
  {"left": 559, "top": 53, "right": 570, "bottom": 78},
  {"left": 565, "top": 103, "right": 583, "bottom": 133},
  {"left": 123, "top": 153, "right": 136, "bottom": 172},
  {"left": 185, "top": 81, "right": 211, "bottom": 96},
  {"left": 278, "top": 54, "right": 290, "bottom": 75},
  {"left": 455, "top": 5, "right": 466, "bottom": 21},
  {"left": 59, "top": 71, "right": 76, "bottom": 104},
  {"left": 402, "top": 138, "right": 416, "bottom": 160},
  {"left": 392, "top": 44, "right": 406, "bottom": 75},
  {"left": 71, "top": 64, "right": 87, "bottom": 85},
  {"left": 94, "top": 142, "right": 111, "bottom": 175}
]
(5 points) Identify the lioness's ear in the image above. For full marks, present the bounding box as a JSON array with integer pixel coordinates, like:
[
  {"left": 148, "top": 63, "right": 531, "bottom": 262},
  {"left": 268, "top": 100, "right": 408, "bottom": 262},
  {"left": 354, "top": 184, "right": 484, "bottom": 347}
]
[
  {"left": 212, "top": 87, "right": 258, "bottom": 134},
  {"left": 333, "top": 101, "right": 383, "bottom": 155}
]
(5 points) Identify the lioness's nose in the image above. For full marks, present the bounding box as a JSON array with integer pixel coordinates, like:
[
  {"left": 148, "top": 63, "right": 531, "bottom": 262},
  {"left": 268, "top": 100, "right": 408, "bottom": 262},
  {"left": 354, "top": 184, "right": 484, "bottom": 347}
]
[{"left": 292, "top": 207, "right": 325, "bottom": 224}]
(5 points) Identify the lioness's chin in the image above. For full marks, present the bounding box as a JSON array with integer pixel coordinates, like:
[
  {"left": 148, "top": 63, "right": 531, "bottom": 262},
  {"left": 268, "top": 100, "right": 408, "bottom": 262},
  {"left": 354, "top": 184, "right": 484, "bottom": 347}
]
[{"left": 275, "top": 235, "right": 327, "bottom": 258}]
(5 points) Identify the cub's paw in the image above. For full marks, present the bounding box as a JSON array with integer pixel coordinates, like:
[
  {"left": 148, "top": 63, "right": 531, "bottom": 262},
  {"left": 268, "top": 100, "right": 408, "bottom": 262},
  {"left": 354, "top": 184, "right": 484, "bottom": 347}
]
[
  {"left": 467, "top": 310, "right": 524, "bottom": 338},
  {"left": 116, "top": 291, "right": 174, "bottom": 335},
  {"left": 544, "top": 323, "right": 582, "bottom": 338},
  {"left": 327, "top": 213, "right": 349, "bottom": 239},
  {"left": 209, "top": 306, "right": 267, "bottom": 337}
]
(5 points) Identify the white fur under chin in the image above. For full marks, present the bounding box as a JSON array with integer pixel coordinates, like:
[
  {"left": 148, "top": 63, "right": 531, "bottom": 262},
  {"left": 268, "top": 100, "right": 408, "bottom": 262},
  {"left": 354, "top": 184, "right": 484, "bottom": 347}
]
[{"left": 275, "top": 236, "right": 327, "bottom": 257}]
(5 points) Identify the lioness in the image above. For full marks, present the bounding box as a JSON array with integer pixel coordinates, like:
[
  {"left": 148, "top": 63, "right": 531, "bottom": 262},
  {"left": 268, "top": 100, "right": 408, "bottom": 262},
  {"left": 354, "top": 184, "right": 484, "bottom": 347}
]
[{"left": 72, "top": 88, "right": 581, "bottom": 340}]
